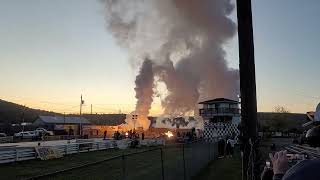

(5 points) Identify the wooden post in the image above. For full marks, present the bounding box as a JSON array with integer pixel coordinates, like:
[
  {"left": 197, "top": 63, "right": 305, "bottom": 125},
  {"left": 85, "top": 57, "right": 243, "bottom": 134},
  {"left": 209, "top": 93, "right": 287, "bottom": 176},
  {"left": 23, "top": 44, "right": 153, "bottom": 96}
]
[
  {"left": 182, "top": 144, "right": 186, "bottom": 180},
  {"left": 160, "top": 148, "right": 165, "bottom": 180},
  {"left": 65, "top": 144, "right": 68, "bottom": 155},
  {"left": 122, "top": 154, "right": 127, "bottom": 180},
  {"left": 236, "top": 0, "right": 259, "bottom": 179},
  {"left": 15, "top": 149, "right": 19, "bottom": 161}
]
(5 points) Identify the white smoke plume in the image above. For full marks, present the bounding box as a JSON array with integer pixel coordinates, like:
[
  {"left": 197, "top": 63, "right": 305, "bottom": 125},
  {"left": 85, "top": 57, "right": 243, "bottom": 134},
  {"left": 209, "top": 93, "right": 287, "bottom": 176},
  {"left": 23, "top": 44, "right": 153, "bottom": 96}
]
[
  {"left": 102, "top": 0, "right": 239, "bottom": 129},
  {"left": 132, "top": 59, "right": 153, "bottom": 129}
]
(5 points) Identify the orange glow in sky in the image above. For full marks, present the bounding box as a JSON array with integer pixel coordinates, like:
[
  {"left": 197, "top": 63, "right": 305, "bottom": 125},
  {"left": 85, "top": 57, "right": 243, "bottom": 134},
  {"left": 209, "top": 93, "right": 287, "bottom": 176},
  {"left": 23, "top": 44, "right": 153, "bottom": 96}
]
[{"left": 1, "top": 0, "right": 320, "bottom": 115}]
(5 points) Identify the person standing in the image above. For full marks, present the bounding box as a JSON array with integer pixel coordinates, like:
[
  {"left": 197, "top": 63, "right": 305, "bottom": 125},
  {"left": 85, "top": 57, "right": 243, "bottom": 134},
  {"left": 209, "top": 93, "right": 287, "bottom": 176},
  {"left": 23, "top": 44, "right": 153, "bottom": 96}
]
[
  {"left": 38, "top": 131, "right": 43, "bottom": 141},
  {"left": 228, "top": 137, "right": 236, "bottom": 158},
  {"left": 103, "top": 130, "right": 107, "bottom": 140},
  {"left": 218, "top": 137, "right": 226, "bottom": 158},
  {"left": 226, "top": 137, "right": 232, "bottom": 158}
]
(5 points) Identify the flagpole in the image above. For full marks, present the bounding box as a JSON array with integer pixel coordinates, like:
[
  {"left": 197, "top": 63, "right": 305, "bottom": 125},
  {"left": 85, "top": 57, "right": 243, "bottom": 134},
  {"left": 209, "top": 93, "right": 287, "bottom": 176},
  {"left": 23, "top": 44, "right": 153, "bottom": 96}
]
[
  {"left": 80, "top": 94, "right": 84, "bottom": 136},
  {"left": 80, "top": 94, "right": 83, "bottom": 116}
]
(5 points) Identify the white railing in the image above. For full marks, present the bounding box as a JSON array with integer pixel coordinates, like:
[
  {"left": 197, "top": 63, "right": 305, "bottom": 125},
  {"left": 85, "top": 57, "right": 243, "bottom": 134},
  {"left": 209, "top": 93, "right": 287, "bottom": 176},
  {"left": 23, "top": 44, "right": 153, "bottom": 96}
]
[
  {"left": 0, "top": 139, "right": 165, "bottom": 164},
  {"left": 0, "top": 141, "right": 114, "bottom": 164},
  {"left": 0, "top": 136, "right": 14, "bottom": 143},
  {"left": 0, "top": 135, "right": 81, "bottom": 144},
  {"left": 0, "top": 147, "right": 36, "bottom": 164}
]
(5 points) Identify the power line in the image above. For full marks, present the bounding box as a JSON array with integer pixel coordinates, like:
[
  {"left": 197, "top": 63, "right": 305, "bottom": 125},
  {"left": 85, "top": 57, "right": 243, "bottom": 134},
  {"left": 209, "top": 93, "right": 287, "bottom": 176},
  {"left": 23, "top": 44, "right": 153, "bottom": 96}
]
[{"left": 39, "top": 101, "right": 79, "bottom": 106}]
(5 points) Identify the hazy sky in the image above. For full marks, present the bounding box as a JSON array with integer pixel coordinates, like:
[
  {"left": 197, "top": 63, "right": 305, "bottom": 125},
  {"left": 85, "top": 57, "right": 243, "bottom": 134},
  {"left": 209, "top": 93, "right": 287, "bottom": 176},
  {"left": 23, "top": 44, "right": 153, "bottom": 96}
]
[{"left": 0, "top": 0, "right": 319, "bottom": 114}]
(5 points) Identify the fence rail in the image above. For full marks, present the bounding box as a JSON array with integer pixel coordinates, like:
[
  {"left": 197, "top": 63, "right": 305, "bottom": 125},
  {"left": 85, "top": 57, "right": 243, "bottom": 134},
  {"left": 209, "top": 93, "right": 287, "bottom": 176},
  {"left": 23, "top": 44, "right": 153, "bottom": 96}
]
[
  {"left": 0, "top": 135, "right": 83, "bottom": 144},
  {"left": 0, "top": 136, "right": 14, "bottom": 143},
  {"left": 0, "top": 139, "right": 162, "bottom": 164}
]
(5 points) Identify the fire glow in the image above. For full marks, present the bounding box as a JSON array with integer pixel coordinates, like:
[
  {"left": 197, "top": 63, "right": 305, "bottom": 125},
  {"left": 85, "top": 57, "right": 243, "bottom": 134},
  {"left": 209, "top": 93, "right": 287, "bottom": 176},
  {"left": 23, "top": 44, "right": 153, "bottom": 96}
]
[{"left": 165, "top": 131, "right": 174, "bottom": 138}]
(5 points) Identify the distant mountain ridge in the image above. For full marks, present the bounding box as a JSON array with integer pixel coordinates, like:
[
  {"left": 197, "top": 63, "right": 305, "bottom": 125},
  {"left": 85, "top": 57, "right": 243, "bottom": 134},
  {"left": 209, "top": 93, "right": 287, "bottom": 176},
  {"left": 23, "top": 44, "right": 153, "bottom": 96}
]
[
  {"left": 0, "top": 99, "right": 127, "bottom": 126},
  {"left": 0, "top": 99, "right": 59, "bottom": 124},
  {"left": 258, "top": 112, "right": 308, "bottom": 130}
]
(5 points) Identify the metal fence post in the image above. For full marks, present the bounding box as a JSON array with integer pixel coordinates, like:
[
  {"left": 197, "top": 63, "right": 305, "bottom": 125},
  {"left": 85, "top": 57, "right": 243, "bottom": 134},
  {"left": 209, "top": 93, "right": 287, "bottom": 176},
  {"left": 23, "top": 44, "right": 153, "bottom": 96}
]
[
  {"left": 211, "top": 143, "right": 213, "bottom": 161},
  {"left": 160, "top": 148, "right": 165, "bottom": 180},
  {"left": 15, "top": 149, "right": 19, "bottom": 162},
  {"left": 122, "top": 154, "right": 126, "bottom": 180},
  {"left": 182, "top": 144, "right": 186, "bottom": 180},
  {"left": 65, "top": 144, "right": 68, "bottom": 154},
  {"left": 208, "top": 143, "right": 211, "bottom": 162}
]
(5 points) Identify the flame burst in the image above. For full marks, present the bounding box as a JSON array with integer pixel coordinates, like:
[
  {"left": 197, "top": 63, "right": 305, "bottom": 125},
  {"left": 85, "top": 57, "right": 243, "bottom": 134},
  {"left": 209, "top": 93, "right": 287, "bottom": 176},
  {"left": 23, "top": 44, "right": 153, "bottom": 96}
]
[{"left": 165, "top": 131, "right": 174, "bottom": 138}]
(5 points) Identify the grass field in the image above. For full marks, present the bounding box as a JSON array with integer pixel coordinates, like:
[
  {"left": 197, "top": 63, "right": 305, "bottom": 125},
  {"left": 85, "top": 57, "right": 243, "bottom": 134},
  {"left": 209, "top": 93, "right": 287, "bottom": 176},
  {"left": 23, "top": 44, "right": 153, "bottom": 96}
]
[
  {"left": 0, "top": 148, "right": 149, "bottom": 180},
  {"left": 195, "top": 151, "right": 242, "bottom": 180},
  {"left": 0, "top": 139, "right": 295, "bottom": 180},
  {"left": 0, "top": 143, "right": 218, "bottom": 180}
]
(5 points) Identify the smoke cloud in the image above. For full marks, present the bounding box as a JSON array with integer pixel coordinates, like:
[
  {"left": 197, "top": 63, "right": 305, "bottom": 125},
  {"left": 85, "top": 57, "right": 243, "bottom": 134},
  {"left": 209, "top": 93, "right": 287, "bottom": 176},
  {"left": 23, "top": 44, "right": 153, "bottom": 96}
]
[
  {"left": 133, "top": 59, "right": 153, "bottom": 129},
  {"left": 102, "top": 0, "right": 239, "bottom": 129},
  {"left": 153, "top": 116, "right": 204, "bottom": 130}
]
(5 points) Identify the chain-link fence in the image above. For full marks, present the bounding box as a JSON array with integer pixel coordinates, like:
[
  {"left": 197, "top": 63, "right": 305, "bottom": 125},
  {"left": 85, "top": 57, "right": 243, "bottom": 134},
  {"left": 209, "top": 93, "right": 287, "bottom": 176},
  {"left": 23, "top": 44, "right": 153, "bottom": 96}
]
[{"left": 27, "top": 142, "right": 218, "bottom": 180}]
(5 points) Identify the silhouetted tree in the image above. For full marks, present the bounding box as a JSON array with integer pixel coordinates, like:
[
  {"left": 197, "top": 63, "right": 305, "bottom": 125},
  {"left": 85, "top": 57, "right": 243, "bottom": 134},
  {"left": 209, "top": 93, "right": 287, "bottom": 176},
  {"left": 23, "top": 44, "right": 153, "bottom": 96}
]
[{"left": 269, "top": 106, "right": 290, "bottom": 131}]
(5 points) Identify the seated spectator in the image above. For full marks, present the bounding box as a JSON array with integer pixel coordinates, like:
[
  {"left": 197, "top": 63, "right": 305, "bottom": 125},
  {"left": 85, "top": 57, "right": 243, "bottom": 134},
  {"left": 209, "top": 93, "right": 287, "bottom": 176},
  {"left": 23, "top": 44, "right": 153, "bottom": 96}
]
[{"left": 261, "top": 150, "right": 320, "bottom": 180}]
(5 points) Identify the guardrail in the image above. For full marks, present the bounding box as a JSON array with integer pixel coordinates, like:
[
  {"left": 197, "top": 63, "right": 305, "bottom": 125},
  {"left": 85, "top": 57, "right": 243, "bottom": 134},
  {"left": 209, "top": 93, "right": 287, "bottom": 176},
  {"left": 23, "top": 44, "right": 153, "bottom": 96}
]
[{"left": 0, "top": 139, "right": 165, "bottom": 164}]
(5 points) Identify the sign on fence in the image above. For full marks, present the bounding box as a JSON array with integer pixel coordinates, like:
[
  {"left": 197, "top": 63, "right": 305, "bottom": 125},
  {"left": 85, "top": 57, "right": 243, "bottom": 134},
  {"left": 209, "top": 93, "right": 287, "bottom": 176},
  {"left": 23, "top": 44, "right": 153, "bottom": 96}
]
[
  {"left": 35, "top": 146, "right": 63, "bottom": 160},
  {"left": 79, "top": 143, "right": 93, "bottom": 151}
]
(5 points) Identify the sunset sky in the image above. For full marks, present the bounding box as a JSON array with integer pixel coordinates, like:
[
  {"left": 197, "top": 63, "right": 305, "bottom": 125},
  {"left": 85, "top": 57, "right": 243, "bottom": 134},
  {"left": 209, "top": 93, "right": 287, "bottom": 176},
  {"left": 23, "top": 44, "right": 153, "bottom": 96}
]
[{"left": 0, "top": 0, "right": 320, "bottom": 114}]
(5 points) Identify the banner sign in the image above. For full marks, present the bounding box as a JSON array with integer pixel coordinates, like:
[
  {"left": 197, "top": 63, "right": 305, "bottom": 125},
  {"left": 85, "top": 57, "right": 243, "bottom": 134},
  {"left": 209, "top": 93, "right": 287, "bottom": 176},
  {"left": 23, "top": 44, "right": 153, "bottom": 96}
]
[
  {"left": 79, "top": 143, "right": 93, "bottom": 151},
  {"left": 35, "top": 146, "right": 63, "bottom": 160}
]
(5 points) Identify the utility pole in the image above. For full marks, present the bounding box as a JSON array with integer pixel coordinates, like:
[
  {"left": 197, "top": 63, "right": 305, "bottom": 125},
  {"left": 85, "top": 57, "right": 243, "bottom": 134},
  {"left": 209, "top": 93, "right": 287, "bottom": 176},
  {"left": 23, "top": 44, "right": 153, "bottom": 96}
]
[
  {"left": 22, "top": 105, "right": 26, "bottom": 132},
  {"left": 63, "top": 112, "right": 66, "bottom": 134},
  {"left": 236, "top": 0, "right": 259, "bottom": 180},
  {"left": 79, "top": 94, "right": 84, "bottom": 136},
  {"left": 132, "top": 114, "right": 138, "bottom": 130},
  {"left": 80, "top": 94, "right": 84, "bottom": 116},
  {"left": 63, "top": 112, "right": 66, "bottom": 124},
  {"left": 90, "top": 104, "right": 94, "bottom": 124}
]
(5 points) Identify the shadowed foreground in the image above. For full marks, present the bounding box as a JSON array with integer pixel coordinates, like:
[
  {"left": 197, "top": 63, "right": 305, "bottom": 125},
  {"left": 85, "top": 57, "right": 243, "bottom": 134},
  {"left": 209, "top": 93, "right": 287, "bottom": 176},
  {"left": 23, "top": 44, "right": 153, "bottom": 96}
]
[{"left": 194, "top": 152, "right": 242, "bottom": 180}]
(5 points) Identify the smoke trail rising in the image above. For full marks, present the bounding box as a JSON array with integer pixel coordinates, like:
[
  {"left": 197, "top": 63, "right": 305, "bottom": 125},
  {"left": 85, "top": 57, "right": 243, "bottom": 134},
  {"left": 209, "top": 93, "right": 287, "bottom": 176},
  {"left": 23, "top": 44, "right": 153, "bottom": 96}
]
[{"left": 102, "top": 0, "right": 239, "bottom": 129}]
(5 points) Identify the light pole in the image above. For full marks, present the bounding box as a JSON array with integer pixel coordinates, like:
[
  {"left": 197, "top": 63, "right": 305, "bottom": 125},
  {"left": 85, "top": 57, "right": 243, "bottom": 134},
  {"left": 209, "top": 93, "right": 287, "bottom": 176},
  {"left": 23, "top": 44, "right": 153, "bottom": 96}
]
[
  {"left": 22, "top": 105, "right": 26, "bottom": 131},
  {"left": 132, "top": 114, "right": 138, "bottom": 130},
  {"left": 79, "top": 95, "right": 84, "bottom": 136}
]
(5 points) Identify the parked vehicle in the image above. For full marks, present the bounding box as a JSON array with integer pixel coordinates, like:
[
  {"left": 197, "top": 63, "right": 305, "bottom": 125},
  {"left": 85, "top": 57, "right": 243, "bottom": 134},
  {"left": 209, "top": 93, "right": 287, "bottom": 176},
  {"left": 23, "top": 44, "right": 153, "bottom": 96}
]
[
  {"left": 0, "top": 133, "right": 6, "bottom": 137},
  {"left": 35, "top": 128, "right": 54, "bottom": 136},
  {"left": 14, "top": 131, "right": 36, "bottom": 139}
]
